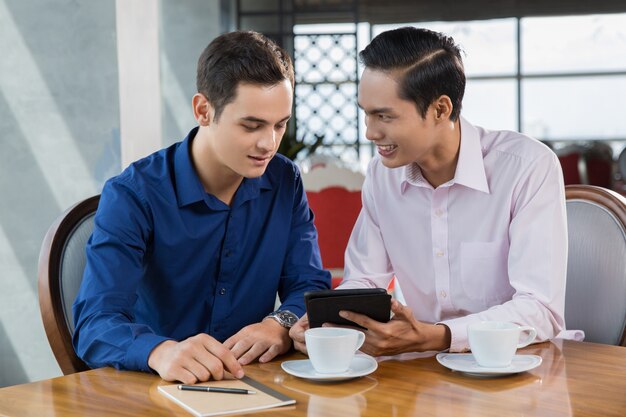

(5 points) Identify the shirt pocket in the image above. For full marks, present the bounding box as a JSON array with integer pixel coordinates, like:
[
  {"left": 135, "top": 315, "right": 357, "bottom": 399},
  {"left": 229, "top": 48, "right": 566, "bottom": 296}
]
[{"left": 460, "top": 240, "right": 509, "bottom": 305}]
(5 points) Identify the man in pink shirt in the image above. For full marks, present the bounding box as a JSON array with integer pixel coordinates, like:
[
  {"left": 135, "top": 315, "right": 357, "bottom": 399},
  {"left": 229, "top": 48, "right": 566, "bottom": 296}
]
[{"left": 290, "top": 27, "right": 567, "bottom": 354}]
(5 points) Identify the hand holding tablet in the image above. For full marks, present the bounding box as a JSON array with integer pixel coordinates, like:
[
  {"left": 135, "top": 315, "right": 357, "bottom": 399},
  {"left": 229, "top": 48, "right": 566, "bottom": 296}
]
[{"left": 304, "top": 288, "right": 392, "bottom": 329}]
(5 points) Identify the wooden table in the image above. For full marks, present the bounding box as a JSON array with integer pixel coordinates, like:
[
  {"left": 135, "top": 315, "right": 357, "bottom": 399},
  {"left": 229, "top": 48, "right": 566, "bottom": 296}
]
[{"left": 1, "top": 339, "right": 625, "bottom": 416}]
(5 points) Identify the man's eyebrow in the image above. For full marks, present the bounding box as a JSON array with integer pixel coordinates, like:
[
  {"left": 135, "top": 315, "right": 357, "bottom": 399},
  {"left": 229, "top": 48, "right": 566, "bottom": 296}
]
[
  {"left": 357, "top": 103, "right": 393, "bottom": 114},
  {"left": 240, "top": 115, "right": 291, "bottom": 124}
]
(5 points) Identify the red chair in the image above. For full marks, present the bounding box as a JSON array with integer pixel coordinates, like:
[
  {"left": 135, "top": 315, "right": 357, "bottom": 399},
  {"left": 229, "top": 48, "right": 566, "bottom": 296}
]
[
  {"left": 555, "top": 145, "right": 586, "bottom": 185},
  {"left": 303, "top": 164, "right": 364, "bottom": 289},
  {"left": 583, "top": 142, "right": 614, "bottom": 189}
]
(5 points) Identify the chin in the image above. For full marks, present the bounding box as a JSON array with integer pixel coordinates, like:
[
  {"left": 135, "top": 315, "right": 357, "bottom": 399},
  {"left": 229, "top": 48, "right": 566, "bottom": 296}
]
[
  {"left": 379, "top": 158, "right": 408, "bottom": 169},
  {"left": 241, "top": 166, "right": 268, "bottom": 178}
]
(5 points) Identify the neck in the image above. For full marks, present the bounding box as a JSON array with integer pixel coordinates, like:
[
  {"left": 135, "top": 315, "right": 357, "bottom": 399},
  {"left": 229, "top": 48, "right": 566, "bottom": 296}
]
[
  {"left": 190, "top": 129, "right": 243, "bottom": 206},
  {"left": 419, "top": 119, "right": 461, "bottom": 188}
]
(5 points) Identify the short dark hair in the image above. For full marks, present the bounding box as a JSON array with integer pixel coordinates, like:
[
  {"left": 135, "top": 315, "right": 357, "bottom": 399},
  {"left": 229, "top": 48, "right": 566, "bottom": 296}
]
[
  {"left": 359, "top": 27, "right": 465, "bottom": 121},
  {"left": 196, "top": 31, "right": 295, "bottom": 122}
]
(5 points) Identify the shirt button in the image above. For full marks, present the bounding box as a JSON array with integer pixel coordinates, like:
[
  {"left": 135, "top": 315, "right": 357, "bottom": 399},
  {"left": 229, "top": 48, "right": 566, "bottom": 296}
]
[
  {"left": 224, "top": 250, "right": 231, "bottom": 257},
  {"left": 440, "top": 290, "right": 447, "bottom": 298},
  {"left": 219, "top": 288, "right": 226, "bottom": 295},
  {"left": 435, "top": 209, "right": 444, "bottom": 217},
  {"left": 435, "top": 250, "right": 444, "bottom": 257}
]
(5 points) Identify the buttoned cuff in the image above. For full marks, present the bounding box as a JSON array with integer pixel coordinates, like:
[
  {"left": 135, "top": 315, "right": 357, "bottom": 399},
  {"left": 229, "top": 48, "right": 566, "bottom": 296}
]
[
  {"left": 125, "top": 333, "right": 173, "bottom": 372},
  {"left": 438, "top": 317, "right": 473, "bottom": 353}
]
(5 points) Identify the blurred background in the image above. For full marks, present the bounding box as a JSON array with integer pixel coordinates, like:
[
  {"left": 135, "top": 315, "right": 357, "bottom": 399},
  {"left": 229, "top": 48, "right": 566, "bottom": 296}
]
[{"left": 1, "top": 0, "right": 625, "bottom": 386}]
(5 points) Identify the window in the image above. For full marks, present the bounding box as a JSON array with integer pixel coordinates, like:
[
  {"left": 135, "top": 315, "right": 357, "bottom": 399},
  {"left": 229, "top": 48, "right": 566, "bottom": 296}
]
[{"left": 294, "top": 13, "right": 626, "bottom": 170}]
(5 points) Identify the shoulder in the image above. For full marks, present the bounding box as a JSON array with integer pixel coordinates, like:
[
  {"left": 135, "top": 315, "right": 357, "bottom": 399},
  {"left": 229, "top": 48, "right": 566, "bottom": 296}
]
[
  {"left": 110, "top": 144, "right": 177, "bottom": 190},
  {"left": 103, "top": 143, "right": 179, "bottom": 206},
  {"left": 477, "top": 125, "right": 558, "bottom": 169}
]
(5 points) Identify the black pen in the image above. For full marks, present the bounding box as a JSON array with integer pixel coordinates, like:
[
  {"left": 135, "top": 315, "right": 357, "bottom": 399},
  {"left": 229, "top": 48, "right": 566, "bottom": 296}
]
[{"left": 177, "top": 385, "right": 256, "bottom": 395}]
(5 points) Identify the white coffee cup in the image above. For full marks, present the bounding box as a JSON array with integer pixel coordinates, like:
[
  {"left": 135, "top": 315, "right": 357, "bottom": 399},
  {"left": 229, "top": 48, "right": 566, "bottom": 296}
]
[
  {"left": 305, "top": 327, "right": 365, "bottom": 374},
  {"left": 468, "top": 321, "right": 537, "bottom": 368}
]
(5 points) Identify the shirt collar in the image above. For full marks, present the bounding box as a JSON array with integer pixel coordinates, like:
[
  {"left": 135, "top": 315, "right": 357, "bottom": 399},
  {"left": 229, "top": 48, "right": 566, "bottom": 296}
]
[
  {"left": 174, "top": 127, "right": 273, "bottom": 209},
  {"left": 402, "top": 116, "right": 490, "bottom": 194},
  {"left": 453, "top": 116, "right": 490, "bottom": 194},
  {"left": 232, "top": 174, "right": 273, "bottom": 209},
  {"left": 175, "top": 127, "right": 206, "bottom": 207}
]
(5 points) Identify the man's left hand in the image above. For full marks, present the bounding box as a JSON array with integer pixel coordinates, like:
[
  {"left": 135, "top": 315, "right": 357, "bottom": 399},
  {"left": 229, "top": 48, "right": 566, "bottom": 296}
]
[
  {"left": 338, "top": 299, "right": 451, "bottom": 356},
  {"left": 223, "top": 319, "right": 292, "bottom": 365}
]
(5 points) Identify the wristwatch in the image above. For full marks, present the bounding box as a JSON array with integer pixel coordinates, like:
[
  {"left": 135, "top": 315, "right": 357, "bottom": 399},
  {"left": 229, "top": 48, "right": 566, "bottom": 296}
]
[{"left": 266, "top": 310, "right": 299, "bottom": 329}]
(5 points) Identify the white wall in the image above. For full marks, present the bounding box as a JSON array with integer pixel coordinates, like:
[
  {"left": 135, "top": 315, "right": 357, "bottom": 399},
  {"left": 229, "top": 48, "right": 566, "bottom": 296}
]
[
  {"left": 0, "top": 0, "right": 119, "bottom": 386},
  {"left": 0, "top": 0, "right": 222, "bottom": 387},
  {"left": 160, "top": 0, "right": 221, "bottom": 145}
]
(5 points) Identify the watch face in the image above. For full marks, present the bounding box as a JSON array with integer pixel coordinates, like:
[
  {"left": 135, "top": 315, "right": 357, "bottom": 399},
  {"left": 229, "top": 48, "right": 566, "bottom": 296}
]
[
  {"left": 278, "top": 311, "right": 298, "bottom": 326},
  {"left": 272, "top": 310, "right": 298, "bottom": 328}
]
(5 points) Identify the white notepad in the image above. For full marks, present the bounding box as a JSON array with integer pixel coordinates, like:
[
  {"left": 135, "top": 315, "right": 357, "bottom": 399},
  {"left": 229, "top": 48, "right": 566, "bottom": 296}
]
[{"left": 158, "top": 376, "right": 295, "bottom": 417}]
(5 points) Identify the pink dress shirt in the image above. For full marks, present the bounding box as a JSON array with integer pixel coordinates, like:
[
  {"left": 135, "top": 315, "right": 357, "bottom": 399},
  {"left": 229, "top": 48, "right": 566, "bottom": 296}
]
[{"left": 340, "top": 117, "right": 568, "bottom": 352}]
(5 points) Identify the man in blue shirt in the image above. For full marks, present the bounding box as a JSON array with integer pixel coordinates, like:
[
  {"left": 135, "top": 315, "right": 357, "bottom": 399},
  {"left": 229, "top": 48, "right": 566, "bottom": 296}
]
[{"left": 73, "top": 31, "right": 330, "bottom": 384}]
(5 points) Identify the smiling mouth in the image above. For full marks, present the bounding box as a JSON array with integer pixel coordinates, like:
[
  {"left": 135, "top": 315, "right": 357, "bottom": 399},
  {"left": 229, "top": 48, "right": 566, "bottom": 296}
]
[{"left": 377, "top": 144, "right": 397, "bottom": 151}]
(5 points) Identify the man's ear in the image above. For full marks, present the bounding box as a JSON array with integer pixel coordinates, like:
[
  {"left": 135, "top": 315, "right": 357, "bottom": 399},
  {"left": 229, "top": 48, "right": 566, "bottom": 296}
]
[
  {"left": 433, "top": 95, "right": 453, "bottom": 121},
  {"left": 192, "top": 93, "right": 213, "bottom": 126}
]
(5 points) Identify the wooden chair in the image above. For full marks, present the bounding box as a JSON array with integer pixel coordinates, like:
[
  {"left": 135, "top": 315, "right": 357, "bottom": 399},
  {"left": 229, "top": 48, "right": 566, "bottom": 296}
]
[
  {"left": 564, "top": 185, "right": 626, "bottom": 346},
  {"left": 38, "top": 195, "right": 100, "bottom": 374}
]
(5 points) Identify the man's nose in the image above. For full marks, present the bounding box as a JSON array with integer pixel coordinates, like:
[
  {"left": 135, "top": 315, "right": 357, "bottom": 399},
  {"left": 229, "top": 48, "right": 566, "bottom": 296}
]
[
  {"left": 257, "top": 130, "right": 276, "bottom": 151},
  {"left": 365, "top": 124, "right": 383, "bottom": 142}
]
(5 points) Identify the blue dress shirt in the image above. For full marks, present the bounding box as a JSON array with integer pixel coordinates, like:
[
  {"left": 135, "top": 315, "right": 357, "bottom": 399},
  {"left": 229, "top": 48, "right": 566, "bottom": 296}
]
[{"left": 73, "top": 127, "right": 331, "bottom": 371}]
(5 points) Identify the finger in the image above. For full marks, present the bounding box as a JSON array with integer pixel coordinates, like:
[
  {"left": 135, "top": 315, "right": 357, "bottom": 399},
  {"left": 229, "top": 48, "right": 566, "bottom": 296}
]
[
  {"left": 229, "top": 339, "right": 253, "bottom": 360},
  {"left": 339, "top": 310, "right": 379, "bottom": 330},
  {"left": 293, "top": 339, "right": 308, "bottom": 355},
  {"left": 201, "top": 338, "right": 244, "bottom": 379},
  {"left": 289, "top": 322, "right": 307, "bottom": 343},
  {"left": 182, "top": 357, "right": 212, "bottom": 382},
  {"left": 221, "top": 371, "right": 237, "bottom": 380},
  {"left": 390, "top": 300, "right": 414, "bottom": 321},
  {"left": 321, "top": 322, "right": 356, "bottom": 329},
  {"left": 223, "top": 333, "right": 240, "bottom": 350},
  {"left": 237, "top": 340, "right": 270, "bottom": 366},
  {"left": 258, "top": 344, "right": 281, "bottom": 363},
  {"left": 390, "top": 299, "right": 405, "bottom": 315},
  {"left": 158, "top": 362, "right": 197, "bottom": 384},
  {"left": 176, "top": 367, "right": 201, "bottom": 385},
  {"left": 187, "top": 343, "right": 226, "bottom": 380},
  {"left": 199, "top": 354, "right": 228, "bottom": 380}
]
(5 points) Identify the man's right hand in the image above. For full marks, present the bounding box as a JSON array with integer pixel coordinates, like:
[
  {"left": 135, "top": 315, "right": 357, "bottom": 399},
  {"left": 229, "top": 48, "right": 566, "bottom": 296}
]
[
  {"left": 289, "top": 313, "right": 310, "bottom": 355},
  {"left": 148, "top": 334, "right": 244, "bottom": 384}
]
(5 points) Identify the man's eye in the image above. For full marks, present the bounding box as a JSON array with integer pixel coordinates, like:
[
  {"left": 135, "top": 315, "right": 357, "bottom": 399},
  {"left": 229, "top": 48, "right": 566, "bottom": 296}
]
[{"left": 242, "top": 125, "right": 259, "bottom": 131}]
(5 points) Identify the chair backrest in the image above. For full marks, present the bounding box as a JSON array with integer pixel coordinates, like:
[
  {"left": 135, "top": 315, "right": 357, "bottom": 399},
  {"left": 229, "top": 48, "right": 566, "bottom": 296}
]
[
  {"left": 303, "top": 164, "right": 364, "bottom": 288},
  {"left": 564, "top": 185, "right": 626, "bottom": 346},
  {"left": 38, "top": 195, "right": 100, "bottom": 374},
  {"left": 619, "top": 147, "right": 626, "bottom": 182}
]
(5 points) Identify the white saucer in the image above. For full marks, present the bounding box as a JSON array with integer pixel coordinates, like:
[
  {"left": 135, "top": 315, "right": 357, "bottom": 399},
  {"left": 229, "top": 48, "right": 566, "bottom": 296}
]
[
  {"left": 281, "top": 355, "right": 378, "bottom": 381},
  {"left": 436, "top": 353, "right": 542, "bottom": 377}
]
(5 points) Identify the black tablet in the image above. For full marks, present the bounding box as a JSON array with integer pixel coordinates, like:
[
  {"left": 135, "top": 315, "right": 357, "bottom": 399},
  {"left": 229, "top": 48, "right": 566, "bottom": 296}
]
[{"left": 304, "top": 288, "right": 392, "bottom": 329}]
